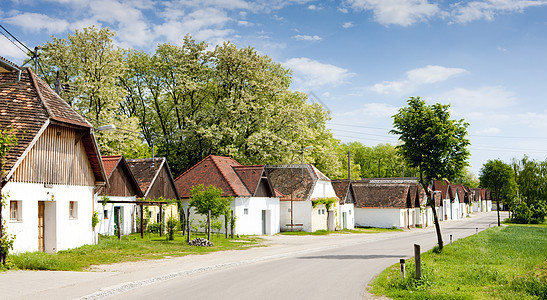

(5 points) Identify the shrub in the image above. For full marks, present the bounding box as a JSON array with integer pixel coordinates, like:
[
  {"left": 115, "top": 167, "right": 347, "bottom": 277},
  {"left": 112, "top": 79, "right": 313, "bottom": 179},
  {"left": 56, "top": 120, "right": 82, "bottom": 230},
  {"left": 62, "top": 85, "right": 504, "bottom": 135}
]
[
  {"left": 166, "top": 218, "right": 179, "bottom": 241},
  {"left": 147, "top": 222, "right": 162, "bottom": 234}
]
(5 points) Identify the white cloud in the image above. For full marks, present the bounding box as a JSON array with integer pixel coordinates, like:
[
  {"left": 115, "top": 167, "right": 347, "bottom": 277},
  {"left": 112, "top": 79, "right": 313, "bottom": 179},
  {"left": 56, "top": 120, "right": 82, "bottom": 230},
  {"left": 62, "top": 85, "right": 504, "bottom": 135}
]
[
  {"left": 283, "top": 57, "right": 354, "bottom": 89},
  {"left": 4, "top": 12, "right": 70, "bottom": 33},
  {"left": 292, "top": 34, "right": 322, "bottom": 41},
  {"left": 308, "top": 4, "right": 322, "bottom": 10},
  {"left": 371, "top": 65, "right": 467, "bottom": 94},
  {"left": 346, "top": 0, "right": 440, "bottom": 26},
  {"left": 475, "top": 127, "right": 501, "bottom": 135},
  {"left": 451, "top": 0, "right": 547, "bottom": 24},
  {"left": 437, "top": 86, "right": 517, "bottom": 110},
  {"left": 342, "top": 21, "right": 354, "bottom": 28},
  {"left": 237, "top": 20, "right": 254, "bottom": 26},
  {"left": 0, "top": 35, "right": 29, "bottom": 62}
]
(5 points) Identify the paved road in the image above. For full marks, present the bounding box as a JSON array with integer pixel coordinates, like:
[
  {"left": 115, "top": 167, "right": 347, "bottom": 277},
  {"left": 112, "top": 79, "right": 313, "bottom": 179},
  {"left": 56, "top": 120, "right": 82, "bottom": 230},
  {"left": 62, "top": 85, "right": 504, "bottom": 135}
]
[{"left": 0, "top": 212, "right": 505, "bottom": 299}]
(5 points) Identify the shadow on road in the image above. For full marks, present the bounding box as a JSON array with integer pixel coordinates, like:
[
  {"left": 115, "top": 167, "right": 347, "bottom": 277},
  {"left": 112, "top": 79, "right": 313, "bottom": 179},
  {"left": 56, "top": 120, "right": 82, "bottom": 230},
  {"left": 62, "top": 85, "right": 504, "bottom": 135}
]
[{"left": 298, "top": 254, "right": 403, "bottom": 260}]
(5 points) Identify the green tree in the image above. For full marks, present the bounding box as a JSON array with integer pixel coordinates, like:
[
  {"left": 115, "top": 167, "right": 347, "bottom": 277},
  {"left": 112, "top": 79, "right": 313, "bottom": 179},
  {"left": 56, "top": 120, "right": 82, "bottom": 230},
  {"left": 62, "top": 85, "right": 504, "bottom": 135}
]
[
  {"left": 510, "top": 156, "right": 547, "bottom": 224},
  {"left": 189, "top": 185, "right": 232, "bottom": 240},
  {"left": 40, "top": 26, "right": 148, "bottom": 158},
  {"left": 452, "top": 167, "right": 480, "bottom": 188},
  {"left": 0, "top": 127, "right": 18, "bottom": 264},
  {"left": 479, "top": 159, "right": 517, "bottom": 226},
  {"left": 391, "top": 97, "right": 470, "bottom": 251}
]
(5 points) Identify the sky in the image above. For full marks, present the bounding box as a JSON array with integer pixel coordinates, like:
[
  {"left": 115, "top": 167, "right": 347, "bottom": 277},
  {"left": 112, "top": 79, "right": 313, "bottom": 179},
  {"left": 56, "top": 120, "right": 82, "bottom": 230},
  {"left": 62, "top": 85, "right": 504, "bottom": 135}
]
[{"left": 2, "top": 0, "right": 547, "bottom": 177}]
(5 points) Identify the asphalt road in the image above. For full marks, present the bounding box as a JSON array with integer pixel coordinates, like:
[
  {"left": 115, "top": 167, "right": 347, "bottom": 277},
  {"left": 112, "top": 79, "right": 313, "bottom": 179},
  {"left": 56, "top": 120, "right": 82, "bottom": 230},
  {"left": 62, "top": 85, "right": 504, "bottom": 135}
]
[{"left": 0, "top": 211, "right": 505, "bottom": 300}]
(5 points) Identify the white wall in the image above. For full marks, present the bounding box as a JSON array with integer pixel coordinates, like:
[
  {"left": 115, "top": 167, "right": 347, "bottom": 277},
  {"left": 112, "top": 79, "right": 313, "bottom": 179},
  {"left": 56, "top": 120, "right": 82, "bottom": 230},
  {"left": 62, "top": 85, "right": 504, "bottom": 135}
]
[
  {"left": 3, "top": 182, "right": 95, "bottom": 253},
  {"left": 311, "top": 204, "right": 328, "bottom": 232},
  {"left": 184, "top": 197, "right": 280, "bottom": 235},
  {"left": 95, "top": 195, "right": 137, "bottom": 236},
  {"left": 354, "top": 208, "right": 403, "bottom": 228},
  {"left": 339, "top": 203, "right": 354, "bottom": 230},
  {"left": 280, "top": 200, "right": 311, "bottom": 232}
]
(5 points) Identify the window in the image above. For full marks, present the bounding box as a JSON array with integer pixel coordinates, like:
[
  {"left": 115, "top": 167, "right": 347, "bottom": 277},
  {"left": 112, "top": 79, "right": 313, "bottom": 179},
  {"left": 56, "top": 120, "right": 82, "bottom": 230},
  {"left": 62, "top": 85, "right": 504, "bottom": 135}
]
[
  {"left": 349, "top": 210, "right": 352, "bottom": 215},
  {"left": 10, "top": 201, "right": 21, "bottom": 221},
  {"left": 104, "top": 209, "right": 109, "bottom": 219},
  {"left": 288, "top": 208, "right": 291, "bottom": 212},
  {"left": 69, "top": 201, "right": 78, "bottom": 219},
  {"left": 244, "top": 208, "right": 248, "bottom": 215}
]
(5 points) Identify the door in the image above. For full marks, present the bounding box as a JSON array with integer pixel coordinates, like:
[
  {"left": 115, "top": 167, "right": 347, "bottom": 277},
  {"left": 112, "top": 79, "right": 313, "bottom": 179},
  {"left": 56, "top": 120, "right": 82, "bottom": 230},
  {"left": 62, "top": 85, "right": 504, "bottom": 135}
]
[
  {"left": 38, "top": 201, "right": 45, "bottom": 252},
  {"left": 342, "top": 212, "right": 347, "bottom": 230},
  {"left": 114, "top": 206, "right": 121, "bottom": 236}
]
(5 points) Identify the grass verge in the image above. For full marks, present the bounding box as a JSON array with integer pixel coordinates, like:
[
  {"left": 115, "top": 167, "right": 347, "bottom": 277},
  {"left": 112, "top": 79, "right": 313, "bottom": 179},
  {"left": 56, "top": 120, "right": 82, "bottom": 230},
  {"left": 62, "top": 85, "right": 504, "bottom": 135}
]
[
  {"left": 279, "top": 227, "right": 402, "bottom": 236},
  {"left": 6, "top": 232, "right": 263, "bottom": 271},
  {"left": 369, "top": 224, "right": 547, "bottom": 299}
]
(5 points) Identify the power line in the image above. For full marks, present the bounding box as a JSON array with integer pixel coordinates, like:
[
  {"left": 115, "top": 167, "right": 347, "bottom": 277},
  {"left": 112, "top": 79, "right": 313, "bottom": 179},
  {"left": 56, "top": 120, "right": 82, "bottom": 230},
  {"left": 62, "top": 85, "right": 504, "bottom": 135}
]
[
  {"left": 0, "top": 30, "right": 27, "bottom": 55},
  {"left": 0, "top": 24, "right": 33, "bottom": 54}
]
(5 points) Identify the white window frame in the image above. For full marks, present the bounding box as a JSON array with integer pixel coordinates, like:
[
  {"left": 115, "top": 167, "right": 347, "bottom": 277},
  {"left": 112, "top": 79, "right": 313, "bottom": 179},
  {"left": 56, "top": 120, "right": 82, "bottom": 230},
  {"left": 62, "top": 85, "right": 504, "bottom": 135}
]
[
  {"left": 10, "top": 200, "right": 22, "bottom": 222},
  {"left": 69, "top": 201, "right": 78, "bottom": 219}
]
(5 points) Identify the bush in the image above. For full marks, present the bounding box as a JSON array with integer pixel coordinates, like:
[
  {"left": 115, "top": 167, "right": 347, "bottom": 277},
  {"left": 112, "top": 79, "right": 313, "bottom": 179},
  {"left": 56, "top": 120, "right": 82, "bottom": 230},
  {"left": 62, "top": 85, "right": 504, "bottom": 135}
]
[
  {"left": 166, "top": 218, "right": 180, "bottom": 241},
  {"left": 512, "top": 201, "right": 546, "bottom": 224},
  {"left": 147, "top": 222, "right": 162, "bottom": 234}
]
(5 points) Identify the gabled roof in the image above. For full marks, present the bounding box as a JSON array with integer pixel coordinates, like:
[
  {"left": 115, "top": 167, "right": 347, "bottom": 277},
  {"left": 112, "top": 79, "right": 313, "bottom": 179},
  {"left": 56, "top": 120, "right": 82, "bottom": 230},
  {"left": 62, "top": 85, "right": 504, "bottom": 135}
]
[
  {"left": 433, "top": 180, "right": 453, "bottom": 200},
  {"left": 451, "top": 184, "right": 467, "bottom": 203},
  {"left": 351, "top": 182, "right": 414, "bottom": 209},
  {"left": 126, "top": 157, "right": 179, "bottom": 199},
  {"left": 265, "top": 164, "right": 321, "bottom": 201},
  {"left": 98, "top": 155, "right": 143, "bottom": 197},
  {"left": 331, "top": 179, "right": 355, "bottom": 204},
  {"left": 0, "top": 61, "right": 105, "bottom": 184},
  {"left": 174, "top": 155, "right": 277, "bottom": 198}
]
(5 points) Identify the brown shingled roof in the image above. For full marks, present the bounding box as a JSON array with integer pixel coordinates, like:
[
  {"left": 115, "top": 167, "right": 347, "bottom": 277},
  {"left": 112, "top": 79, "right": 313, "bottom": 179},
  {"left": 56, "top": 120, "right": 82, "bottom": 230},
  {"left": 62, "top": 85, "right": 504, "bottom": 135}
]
[
  {"left": 0, "top": 63, "right": 105, "bottom": 184},
  {"left": 331, "top": 179, "right": 352, "bottom": 204},
  {"left": 352, "top": 182, "right": 413, "bottom": 209},
  {"left": 175, "top": 155, "right": 276, "bottom": 198},
  {"left": 265, "top": 165, "right": 318, "bottom": 201}
]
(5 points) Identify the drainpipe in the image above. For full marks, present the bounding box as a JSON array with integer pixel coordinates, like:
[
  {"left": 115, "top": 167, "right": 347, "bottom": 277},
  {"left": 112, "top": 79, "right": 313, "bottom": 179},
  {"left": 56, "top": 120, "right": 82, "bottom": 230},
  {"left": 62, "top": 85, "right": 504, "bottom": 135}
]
[{"left": 0, "top": 60, "right": 21, "bottom": 87}]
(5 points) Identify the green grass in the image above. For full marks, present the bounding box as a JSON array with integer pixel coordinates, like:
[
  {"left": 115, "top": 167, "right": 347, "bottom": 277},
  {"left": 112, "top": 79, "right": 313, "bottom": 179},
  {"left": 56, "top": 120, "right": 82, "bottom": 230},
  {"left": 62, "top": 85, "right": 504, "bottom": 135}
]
[
  {"left": 7, "top": 232, "right": 263, "bottom": 271},
  {"left": 279, "top": 227, "right": 402, "bottom": 235},
  {"left": 369, "top": 224, "right": 547, "bottom": 299}
]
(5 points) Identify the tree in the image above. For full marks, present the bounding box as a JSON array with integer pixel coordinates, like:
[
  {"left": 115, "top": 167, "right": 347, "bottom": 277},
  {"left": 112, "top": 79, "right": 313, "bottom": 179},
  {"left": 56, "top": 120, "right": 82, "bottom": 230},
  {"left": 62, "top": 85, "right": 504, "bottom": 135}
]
[
  {"left": 391, "top": 97, "right": 470, "bottom": 251},
  {"left": 0, "top": 127, "right": 18, "bottom": 264},
  {"left": 40, "top": 26, "right": 148, "bottom": 158},
  {"left": 189, "top": 185, "right": 232, "bottom": 240},
  {"left": 452, "top": 167, "right": 480, "bottom": 188},
  {"left": 479, "top": 160, "right": 517, "bottom": 226},
  {"left": 510, "top": 156, "right": 547, "bottom": 224}
]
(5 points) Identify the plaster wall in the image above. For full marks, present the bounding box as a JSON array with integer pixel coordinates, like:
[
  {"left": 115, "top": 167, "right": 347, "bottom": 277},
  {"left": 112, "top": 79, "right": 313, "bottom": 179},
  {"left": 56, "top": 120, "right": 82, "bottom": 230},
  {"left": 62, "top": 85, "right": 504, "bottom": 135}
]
[
  {"left": 3, "top": 182, "right": 95, "bottom": 253},
  {"left": 354, "top": 208, "right": 403, "bottom": 228},
  {"left": 339, "top": 203, "right": 355, "bottom": 230},
  {"left": 280, "top": 200, "right": 311, "bottom": 232}
]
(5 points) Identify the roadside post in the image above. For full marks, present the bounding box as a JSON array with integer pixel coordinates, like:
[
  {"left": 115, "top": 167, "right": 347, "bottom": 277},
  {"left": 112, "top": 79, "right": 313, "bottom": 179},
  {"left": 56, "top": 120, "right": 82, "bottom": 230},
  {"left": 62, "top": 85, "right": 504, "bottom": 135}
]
[
  {"left": 414, "top": 244, "right": 421, "bottom": 279},
  {"left": 400, "top": 259, "right": 405, "bottom": 279}
]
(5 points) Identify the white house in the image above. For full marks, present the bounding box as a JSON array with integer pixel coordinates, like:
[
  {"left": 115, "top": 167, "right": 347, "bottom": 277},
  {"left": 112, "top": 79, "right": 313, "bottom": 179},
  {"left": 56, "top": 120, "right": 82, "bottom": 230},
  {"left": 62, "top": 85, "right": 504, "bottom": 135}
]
[
  {"left": 176, "top": 155, "right": 280, "bottom": 235},
  {"left": 95, "top": 155, "right": 143, "bottom": 236},
  {"left": 331, "top": 180, "right": 355, "bottom": 230},
  {"left": 266, "top": 164, "right": 340, "bottom": 232},
  {"left": 351, "top": 180, "right": 422, "bottom": 229},
  {"left": 0, "top": 60, "right": 107, "bottom": 253}
]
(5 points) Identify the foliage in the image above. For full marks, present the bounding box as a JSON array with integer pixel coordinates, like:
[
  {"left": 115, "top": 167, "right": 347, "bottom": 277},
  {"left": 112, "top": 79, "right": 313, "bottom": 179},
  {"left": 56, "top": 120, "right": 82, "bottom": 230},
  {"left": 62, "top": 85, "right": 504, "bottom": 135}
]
[
  {"left": 0, "top": 126, "right": 18, "bottom": 180},
  {"left": 189, "top": 185, "right": 232, "bottom": 219},
  {"left": 0, "top": 127, "right": 18, "bottom": 262},
  {"left": 211, "top": 219, "right": 222, "bottom": 234},
  {"left": 40, "top": 26, "right": 148, "bottom": 158},
  {"left": 510, "top": 156, "right": 547, "bottom": 224},
  {"left": 311, "top": 197, "right": 337, "bottom": 210},
  {"left": 452, "top": 167, "right": 479, "bottom": 188},
  {"left": 166, "top": 217, "right": 180, "bottom": 241},
  {"left": 147, "top": 222, "right": 162, "bottom": 234},
  {"left": 100, "top": 196, "right": 109, "bottom": 207},
  {"left": 391, "top": 96, "right": 470, "bottom": 250},
  {"left": 479, "top": 159, "right": 517, "bottom": 206},
  {"left": 8, "top": 234, "right": 263, "bottom": 271},
  {"left": 91, "top": 211, "right": 99, "bottom": 228},
  {"left": 369, "top": 224, "right": 547, "bottom": 299}
]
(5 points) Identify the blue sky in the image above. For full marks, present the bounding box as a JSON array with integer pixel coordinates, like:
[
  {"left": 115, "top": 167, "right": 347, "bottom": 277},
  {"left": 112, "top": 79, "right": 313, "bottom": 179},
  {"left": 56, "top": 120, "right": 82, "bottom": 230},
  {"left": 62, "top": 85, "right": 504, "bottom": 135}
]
[{"left": 2, "top": 0, "right": 547, "bottom": 177}]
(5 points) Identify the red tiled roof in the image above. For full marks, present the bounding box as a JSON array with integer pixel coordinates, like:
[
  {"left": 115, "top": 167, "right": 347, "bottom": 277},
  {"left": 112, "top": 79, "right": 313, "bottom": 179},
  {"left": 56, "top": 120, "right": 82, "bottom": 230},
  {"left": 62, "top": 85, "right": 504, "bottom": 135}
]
[
  {"left": 0, "top": 63, "right": 104, "bottom": 183},
  {"left": 331, "top": 179, "right": 351, "bottom": 203},
  {"left": 102, "top": 155, "right": 123, "bottom": 178},
  {"left": 98, "top": 155, "right": 144, "bottom": 197},
  {"left": 352, "top": 182, "right": 413, "bottom": 209},
  {"left": 433, "top": 180, "right": 451, "bottom": 199},
  {"left": 175, "top": 155, "right": 275, "bottom": 198}
]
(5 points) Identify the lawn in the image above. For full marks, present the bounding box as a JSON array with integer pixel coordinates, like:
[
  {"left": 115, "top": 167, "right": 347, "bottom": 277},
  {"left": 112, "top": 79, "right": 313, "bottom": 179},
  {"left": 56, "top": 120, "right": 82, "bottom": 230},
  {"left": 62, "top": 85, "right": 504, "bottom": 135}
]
[
  {"left": 369, "top": 224, "right": 547, "bottom": 299},
  {"left": 279, "top": 227, "right": 402, "bottom": 236},
  {"left": 6, "top": 232, "right": 263, "bottom": 271}
]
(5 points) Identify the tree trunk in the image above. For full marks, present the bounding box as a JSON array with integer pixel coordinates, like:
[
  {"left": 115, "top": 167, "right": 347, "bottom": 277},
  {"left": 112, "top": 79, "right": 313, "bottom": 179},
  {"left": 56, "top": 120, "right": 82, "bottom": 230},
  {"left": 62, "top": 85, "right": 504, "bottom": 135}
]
[
  {"left": 207, "top": 210, "right": 211, "bottom": 241},
  {"left": 497, "top": 197, "right": 501, "bottom": 226},
  {"left": 426, "top": 185, "right": 444, "bottom": 251},
  {"left": 186, "top": 207, "right": 191, "bottom": 243},
  {"left": 225, "top": 213, "right": 228, "bottom": 239},
  {"left": 230, "top": 210, "right": 234, "bottom": 239}
]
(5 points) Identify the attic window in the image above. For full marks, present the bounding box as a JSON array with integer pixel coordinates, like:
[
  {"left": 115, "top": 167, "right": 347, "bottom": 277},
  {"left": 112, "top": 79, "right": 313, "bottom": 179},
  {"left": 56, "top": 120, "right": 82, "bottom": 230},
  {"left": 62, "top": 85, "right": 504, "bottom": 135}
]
[{"left": 244, "top": 208, "right": 248, "bottom": 215}]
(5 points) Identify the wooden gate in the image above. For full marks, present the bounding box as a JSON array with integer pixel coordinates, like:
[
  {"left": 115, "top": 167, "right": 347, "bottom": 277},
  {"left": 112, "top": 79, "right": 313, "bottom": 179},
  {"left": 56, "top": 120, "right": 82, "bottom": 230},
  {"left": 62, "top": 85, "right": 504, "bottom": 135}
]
[{"left": 38, "top": 201, "right": 45, "bottom": 252}]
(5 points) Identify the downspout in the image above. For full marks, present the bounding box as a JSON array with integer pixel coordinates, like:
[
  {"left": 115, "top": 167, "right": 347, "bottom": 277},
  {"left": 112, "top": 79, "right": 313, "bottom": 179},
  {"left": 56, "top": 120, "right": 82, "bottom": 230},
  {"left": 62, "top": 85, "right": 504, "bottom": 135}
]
[{"left": 0, "top": 60, "right": 21, "bottom": 87}]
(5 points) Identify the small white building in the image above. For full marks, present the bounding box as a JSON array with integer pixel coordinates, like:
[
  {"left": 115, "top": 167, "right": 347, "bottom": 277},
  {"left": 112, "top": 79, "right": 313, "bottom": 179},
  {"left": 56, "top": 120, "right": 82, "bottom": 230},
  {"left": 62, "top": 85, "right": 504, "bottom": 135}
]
[
  {"left": 351, "top": 181, "right": 421, "bottom": 229},
  {"left": 0, "top": 63, "right": 107, "bottom": 253},
  {"left": 95, "top": 155, "right": 143, "bottom": 236},
  {"left": 176, "top": 155, "right": 280, "bottom": 235},
  {"left": 331, "top": 180, "right": 355, "bottom": 230},
  {"left": 266, "top": 164, "right": 340, "bottom": 232}
]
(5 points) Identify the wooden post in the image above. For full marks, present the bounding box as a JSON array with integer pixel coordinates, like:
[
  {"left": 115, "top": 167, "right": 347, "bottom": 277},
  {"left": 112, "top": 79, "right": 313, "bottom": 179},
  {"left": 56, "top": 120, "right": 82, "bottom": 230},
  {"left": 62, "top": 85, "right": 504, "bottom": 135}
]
[
  {"left": 186, "top": 207, "right": 191, "bottom": 243},
  {"left": 159, "top": 204, "right": 163, "bottom": 237},
  {"left": 400, "top": 259, "right": 405, "bottom": 279},
  {"left": 414, "top": 244, "right": 421, "bottom": 280},
  {"left": 225, "top": 213, "right": 228, "bottom": 239},
  {"left": 230, "top": 210, "right": 234, "bottom": 239},
  {"left": 140, "top": 204, "right": 144, "bottom": 239},
  {"left": 207, "top": 210, "right": 211, "bottom": 241},
  {"left": 117, "top": 208, "right": 121, "bottom": 241},
  {"left": 450, "top": 234, "right": 453, "bottom": 244}
]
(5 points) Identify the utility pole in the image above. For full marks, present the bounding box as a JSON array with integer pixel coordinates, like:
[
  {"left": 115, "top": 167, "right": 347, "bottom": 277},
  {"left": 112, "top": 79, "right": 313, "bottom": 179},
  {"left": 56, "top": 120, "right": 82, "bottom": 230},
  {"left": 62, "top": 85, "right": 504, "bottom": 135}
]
[{"left": 348, "top": 151, "right": 351, "bottom": 180}]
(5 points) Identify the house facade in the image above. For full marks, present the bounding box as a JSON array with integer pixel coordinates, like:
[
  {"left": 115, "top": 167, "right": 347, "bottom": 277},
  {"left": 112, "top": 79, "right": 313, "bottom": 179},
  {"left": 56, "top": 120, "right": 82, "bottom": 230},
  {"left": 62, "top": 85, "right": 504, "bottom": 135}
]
[
  {"left": 0, "top": 60, "right": 107, "bottom": 253},
  {"left": 266, "top": 164, "right": 340, "bottom": 232},
  {"left": 127, "top": 157, "right": 180, "bottom": 227},
  {"left": 96, "top": 155, "right": 143, "bottom": 236},
  {"left": 175, "top": 155, "right": 280, "bottom": 235},
  {"left": 331, "top": 180, "right": 355, "bottom": 230}
]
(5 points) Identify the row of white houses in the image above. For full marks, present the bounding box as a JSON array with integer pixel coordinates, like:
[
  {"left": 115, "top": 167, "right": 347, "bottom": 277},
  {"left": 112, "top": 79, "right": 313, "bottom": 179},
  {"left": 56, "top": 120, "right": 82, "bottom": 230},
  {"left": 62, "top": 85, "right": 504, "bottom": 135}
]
[{"left": 0, "top": 57, "right": 493, "bottom": 255}]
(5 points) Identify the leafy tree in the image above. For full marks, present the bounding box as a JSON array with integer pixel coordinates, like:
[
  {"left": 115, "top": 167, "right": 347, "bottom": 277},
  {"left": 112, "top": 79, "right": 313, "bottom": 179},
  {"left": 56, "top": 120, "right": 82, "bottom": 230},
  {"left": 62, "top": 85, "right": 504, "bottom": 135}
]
[
  {"left": 510, "top": 156, "right": 547, "bottom": 224},
  {"left": 391, "top": 97, "right": 470, "bottom": 251},
  {"left": 189, "top": 184, "right": 232, "bottom": 240},
  {"left": 40, "top": 26, "right": 148, "bottom": 158},
  {"left": 452, "top": 167, "right": 480, "bottom": 188},
  {"left": 479, "top": 159, "right": 517, "bottom": 226}
]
